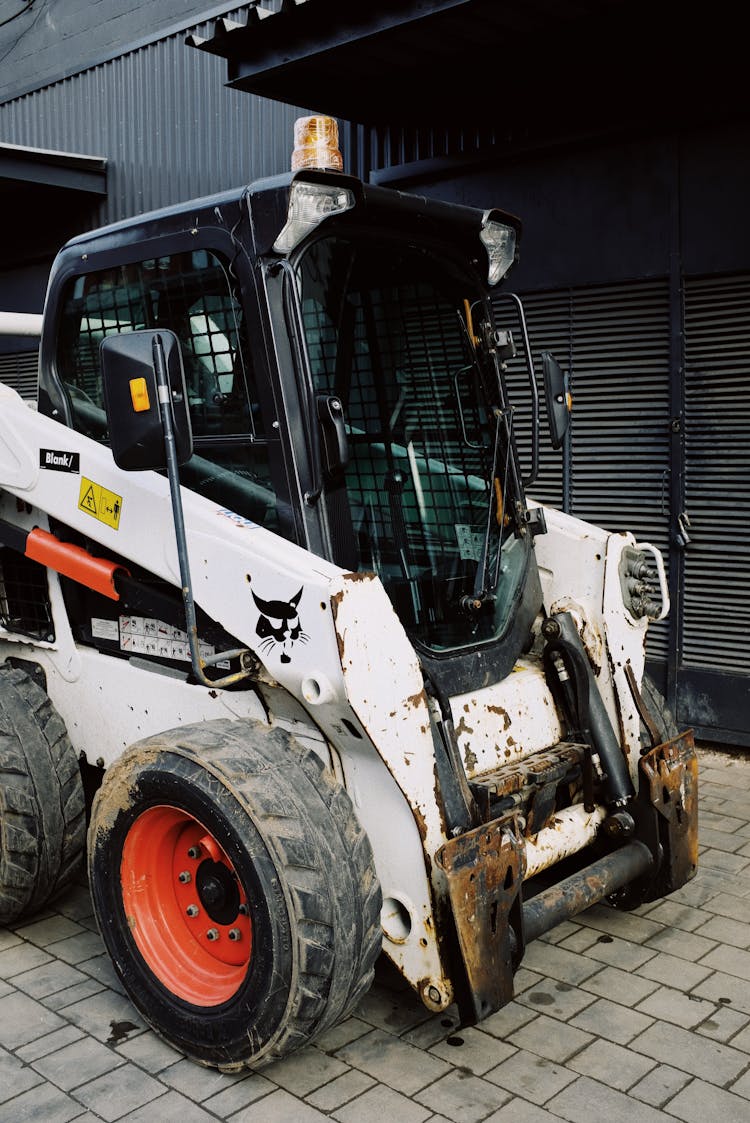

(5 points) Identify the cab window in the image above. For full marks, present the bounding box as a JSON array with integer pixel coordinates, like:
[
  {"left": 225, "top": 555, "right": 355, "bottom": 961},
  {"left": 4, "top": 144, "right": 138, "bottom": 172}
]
[{"left": 56, "top": 249, "right": 292, "bottom": 536}]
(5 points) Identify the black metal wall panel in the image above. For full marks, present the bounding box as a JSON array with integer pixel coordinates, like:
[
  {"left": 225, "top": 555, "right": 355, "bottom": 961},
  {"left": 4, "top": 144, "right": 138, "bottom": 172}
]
[
  {"left": 501, "top": 281, "right": 672, "bottom": 659},
  {"left": 0, "top": 30, "right": 306, "bottom": 233},
  {"left": 567, "top": 281, "right": 672, "bottom": 661},
  {"left": 682, "top": 274, "right": 750, "bottom": 673}
]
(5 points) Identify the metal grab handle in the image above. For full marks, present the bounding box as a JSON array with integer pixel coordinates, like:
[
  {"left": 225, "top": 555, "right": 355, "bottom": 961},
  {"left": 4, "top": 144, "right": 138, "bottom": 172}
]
[
  {"left": 493, "top": 291, "right": 539, "bottom": 488},
  {"left": 634, "top": 541, "right": 670, "bottom": 621}
]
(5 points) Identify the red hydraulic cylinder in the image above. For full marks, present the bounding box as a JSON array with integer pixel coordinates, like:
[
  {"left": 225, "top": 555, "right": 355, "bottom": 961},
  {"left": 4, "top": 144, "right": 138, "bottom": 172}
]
[{"left": 25, "top": 527, "right": 127, "bottom": 600}]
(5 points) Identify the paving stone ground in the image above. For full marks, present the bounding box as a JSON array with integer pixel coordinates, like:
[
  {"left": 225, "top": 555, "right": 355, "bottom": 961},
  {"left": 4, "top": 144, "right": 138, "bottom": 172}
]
[{"left": 2, "top": 744, "right": 750, "bottom": 1122}]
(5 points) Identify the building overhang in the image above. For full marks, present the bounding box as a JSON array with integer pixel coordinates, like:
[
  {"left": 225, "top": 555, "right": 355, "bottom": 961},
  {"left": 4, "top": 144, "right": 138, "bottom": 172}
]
[
  {"left": 187, "top": 0, "right": 746, "bottom": 135},
  {"left": 0, "top": 142, "right": 107, "bottom": 268},
  {"left": 0, "top": 142, "right": 107, "bottom": 199}
]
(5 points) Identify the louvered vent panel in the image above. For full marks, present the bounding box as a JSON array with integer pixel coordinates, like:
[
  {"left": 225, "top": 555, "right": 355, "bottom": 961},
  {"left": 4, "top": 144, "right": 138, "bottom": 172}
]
[
  {"left": 0, "top": 350, "right": 38, "bottom": 400},
  {"left": 683, "top": 274, "right": 750, "bottom": 671},
  {"left": 567, "top": 281, "right": 671, "bottom": 659},
  {"left": 501, "top": 281, "right": 671, "bottom": 658}
]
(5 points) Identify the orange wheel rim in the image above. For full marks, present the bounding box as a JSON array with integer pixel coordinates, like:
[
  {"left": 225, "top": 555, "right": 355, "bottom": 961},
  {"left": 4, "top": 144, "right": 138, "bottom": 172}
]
[{"left": 120, "top": 805, "right": 252, "bottom": 1006}]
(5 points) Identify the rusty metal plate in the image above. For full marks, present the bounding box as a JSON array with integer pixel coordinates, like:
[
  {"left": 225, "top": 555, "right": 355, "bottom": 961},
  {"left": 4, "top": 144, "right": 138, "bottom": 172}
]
[
  {"left": 435, "top": 816, "right": 524, "bottom": 1021},
  {"left": 640, "top": 729, "right": 699, "bottom": 893}
]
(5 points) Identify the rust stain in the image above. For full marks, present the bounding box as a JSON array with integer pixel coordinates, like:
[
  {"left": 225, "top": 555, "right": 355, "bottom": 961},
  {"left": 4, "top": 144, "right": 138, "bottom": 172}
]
[
  {"left": 463, "top": 744, "right": 478, "bottom": 772},
  {"left": 406, "top": 689, "right": 427, "bottom": 709},
  {"left": 413, "top": 798, "right": 429, "bottom": 844},
  {"left": 343, "top": 571, "right": 375, "bottom": 583},
  {"left": 454, "top": 715, "right": 474, "bottom": 739},
  {"left": 486, "top": 704, "right": 512, "bottom": 731}
]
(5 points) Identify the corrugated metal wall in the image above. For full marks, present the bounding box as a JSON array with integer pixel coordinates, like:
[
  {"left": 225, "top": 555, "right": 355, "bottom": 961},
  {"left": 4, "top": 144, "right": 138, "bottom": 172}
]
[
  {"left": 0, "top": 29, "right": 306, "bottom": 229},
  {"left": 683, "top": 273, "right": 750, "bottom": 673}
]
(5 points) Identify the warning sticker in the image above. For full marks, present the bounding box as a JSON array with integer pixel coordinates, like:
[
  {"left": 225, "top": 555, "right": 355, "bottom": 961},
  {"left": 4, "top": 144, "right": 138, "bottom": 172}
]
[
  {"left": 78, "top": 476, "right": 123, "bottom": 530},
  {"left": 119, "top": 616, "right": 230, "bottom": 668},
  {"left": 455, "top": 524, "right": 485, "bottom": 562}
]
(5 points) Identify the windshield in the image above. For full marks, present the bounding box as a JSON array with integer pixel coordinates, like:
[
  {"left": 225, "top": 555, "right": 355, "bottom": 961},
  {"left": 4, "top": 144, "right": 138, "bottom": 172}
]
[{"left": 295, "top": 233, "right": 529, "bottom": 654}]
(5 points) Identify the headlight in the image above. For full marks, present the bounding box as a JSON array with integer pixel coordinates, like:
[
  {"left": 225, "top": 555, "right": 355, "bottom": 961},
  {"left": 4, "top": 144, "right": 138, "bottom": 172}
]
[
  {"left": 480, "top": 215, "right": 517, "bottom": 285},
  {"left": 273, "top": 181, "right": 355, "bottom": 255}
]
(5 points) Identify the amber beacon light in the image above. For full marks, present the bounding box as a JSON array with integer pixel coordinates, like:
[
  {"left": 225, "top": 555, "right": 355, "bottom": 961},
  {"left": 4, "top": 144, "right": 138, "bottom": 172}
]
[{"left": 291, "top": 115, "right": 343, "bottom": 171}]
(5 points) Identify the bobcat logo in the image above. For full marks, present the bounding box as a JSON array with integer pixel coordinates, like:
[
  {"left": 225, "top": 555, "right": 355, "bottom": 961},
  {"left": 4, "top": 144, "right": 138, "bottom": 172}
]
[{"left": 252, "top": 587, "right": 308, "bottom": 664}]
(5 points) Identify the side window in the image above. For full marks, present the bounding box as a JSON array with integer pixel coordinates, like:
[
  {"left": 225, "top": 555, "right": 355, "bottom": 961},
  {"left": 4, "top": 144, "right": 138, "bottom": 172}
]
[{"left": 56, "top": 250, "right": 292, "bottom": 536}]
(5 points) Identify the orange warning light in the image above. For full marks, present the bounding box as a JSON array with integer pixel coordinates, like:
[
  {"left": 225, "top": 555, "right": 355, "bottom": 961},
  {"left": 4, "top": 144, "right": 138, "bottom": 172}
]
[
  {"left": 291, "top": 115, "right": 343, "bottom": 172},
  {"left": 129, "top": 377, "right": 151, "bottom": 413}
]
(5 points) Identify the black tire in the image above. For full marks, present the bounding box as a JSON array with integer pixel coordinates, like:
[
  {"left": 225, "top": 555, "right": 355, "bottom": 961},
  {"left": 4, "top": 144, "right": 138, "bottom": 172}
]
[
  {"left": 0, "top": 664, "right": 86, "bottom": 924},
  {"left": 87, "top": 718, "right": 382, "bottom": 1071}
]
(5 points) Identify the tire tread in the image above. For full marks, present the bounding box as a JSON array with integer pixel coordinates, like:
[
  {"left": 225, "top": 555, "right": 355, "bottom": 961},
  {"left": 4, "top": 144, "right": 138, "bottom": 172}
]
[{"left": 0, "top": 665, "right": 85, "bottom": 923}]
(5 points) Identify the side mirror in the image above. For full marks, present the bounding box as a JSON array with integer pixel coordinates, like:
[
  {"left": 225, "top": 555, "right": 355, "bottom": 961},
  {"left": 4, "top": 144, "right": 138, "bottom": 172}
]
[
  {"left": 101, "top": 330, "right": 193, "bottom": 470},
  {"left": 541, "top": 351, "right": 571, "bottom": 450}
]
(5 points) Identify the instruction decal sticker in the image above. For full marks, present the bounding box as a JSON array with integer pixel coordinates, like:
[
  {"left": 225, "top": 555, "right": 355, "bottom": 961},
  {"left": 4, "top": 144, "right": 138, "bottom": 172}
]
[
  {"left": 40, "top": 449, "right": 80, "bottom": 473},
  {"left": 78, "top": 476, "right": 123, "bottom": 530}
]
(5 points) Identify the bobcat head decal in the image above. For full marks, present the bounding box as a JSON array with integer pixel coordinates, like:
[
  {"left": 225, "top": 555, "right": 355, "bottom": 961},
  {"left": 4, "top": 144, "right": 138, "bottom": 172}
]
[{"left": 252, "top": 587, "right": 308, "bottom": 664}]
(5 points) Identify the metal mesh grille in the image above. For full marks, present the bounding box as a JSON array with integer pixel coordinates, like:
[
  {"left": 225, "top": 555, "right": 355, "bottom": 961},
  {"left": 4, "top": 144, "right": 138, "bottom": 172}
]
[
  {"left": 0, "top": 350, "right": 38, "bottom": 400},
  {"left": 299, "top": 234, "right": 530, "bottom": 653},
  {"left": 304, "top": 283, "right": 492, "bottom": 574},
  {"left": 57, "top": 249, "right": 256, "bottom": 441},
  {"left": 0, "top": 549, "right": 53, "bottom": 641}
]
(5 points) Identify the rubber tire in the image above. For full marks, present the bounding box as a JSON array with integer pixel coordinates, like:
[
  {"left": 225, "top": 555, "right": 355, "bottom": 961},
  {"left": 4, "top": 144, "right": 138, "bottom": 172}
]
[
  {"left": 0, "top": 664, "right": 86, "bottom": 924},
  {"left": 87, "top": 718, "right": 382, "bottom": 1071},
  {"left": 640, "top": 673, "right": 679, "bottom": 745}
]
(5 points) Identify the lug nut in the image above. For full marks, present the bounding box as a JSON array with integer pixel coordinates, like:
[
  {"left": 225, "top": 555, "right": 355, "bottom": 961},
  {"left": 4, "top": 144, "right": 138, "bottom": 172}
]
[
  {"left": 228, "top": 928, "right": 242, "bottom": 942},
  {"left": 206, "top": 928, "right": 219, "bottom": 941},
  {"left": 238, "top": 903, "right": 249, "bottom": 916},
  {"left": 186, "top": 904, "right": 199, "bottom": 917},
  {"left": 187, "top": 846, "right": 201, "bottom": 859},
  {"left": 178, "top": 870, "right": 191, "bottom": 883}
]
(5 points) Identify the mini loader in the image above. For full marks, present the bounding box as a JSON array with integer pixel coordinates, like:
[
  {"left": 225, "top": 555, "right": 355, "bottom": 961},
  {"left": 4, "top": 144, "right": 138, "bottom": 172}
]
[{"left": 0, "top": 116, "right": 697, "bottom": 1071}]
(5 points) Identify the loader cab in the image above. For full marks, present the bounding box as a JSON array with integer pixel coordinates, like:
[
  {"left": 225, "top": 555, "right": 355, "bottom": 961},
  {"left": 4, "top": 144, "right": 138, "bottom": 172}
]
[{"left": 38, "top": 140, "right": 547, "bottom": 693}]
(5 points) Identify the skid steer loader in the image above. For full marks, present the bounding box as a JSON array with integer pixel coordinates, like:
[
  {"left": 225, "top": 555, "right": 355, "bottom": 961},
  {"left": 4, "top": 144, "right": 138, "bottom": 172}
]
[{"left": 0, "top": 116, "right": 697, "bottom": 1071}]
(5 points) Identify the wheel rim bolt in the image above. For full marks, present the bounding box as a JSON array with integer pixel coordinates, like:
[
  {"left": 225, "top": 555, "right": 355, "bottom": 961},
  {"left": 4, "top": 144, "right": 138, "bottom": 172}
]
[
  {"left": 238, "top": 903, "right": 249, "bottom": 916},
  {"left": 178, "top": 871, "right": 191, "bottom": 883},
  {"left": 186, "top": 904, "right": 199, "bottom": 917},
  {"left": 187, "top": 846, "right": 201, "bottom": 859},
  {"left": 206, "top": 928, "right": 219, "bottom": 941},
  {"left": 228, "top": 928, "right": 241, "bottom": 941}
]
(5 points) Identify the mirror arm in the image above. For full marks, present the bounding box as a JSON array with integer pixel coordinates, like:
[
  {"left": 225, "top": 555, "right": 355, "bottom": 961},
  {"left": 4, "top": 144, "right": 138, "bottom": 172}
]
[{"left": 152, "top": 334, "right": 251, "bottom": 689}]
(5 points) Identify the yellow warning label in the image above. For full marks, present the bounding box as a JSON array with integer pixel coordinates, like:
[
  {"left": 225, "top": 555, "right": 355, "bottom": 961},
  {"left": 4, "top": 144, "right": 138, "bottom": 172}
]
[{"left": 78, "top": 476, "right": 123, "bottom": 530}]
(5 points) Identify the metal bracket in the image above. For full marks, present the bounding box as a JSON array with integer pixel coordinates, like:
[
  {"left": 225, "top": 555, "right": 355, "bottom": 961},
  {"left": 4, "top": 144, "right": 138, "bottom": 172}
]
[
  {"left": 435, "top": 815, "right": 524, "bottom": 1023},
  {"left": 639, "top": 730, "right": 699, "bottom": 896}
]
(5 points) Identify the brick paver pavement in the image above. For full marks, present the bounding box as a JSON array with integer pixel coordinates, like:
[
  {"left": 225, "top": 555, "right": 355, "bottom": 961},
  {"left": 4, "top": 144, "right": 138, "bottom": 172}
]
[{"left": 2, "top": 745, "right": 750, "bottom": 1122}]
